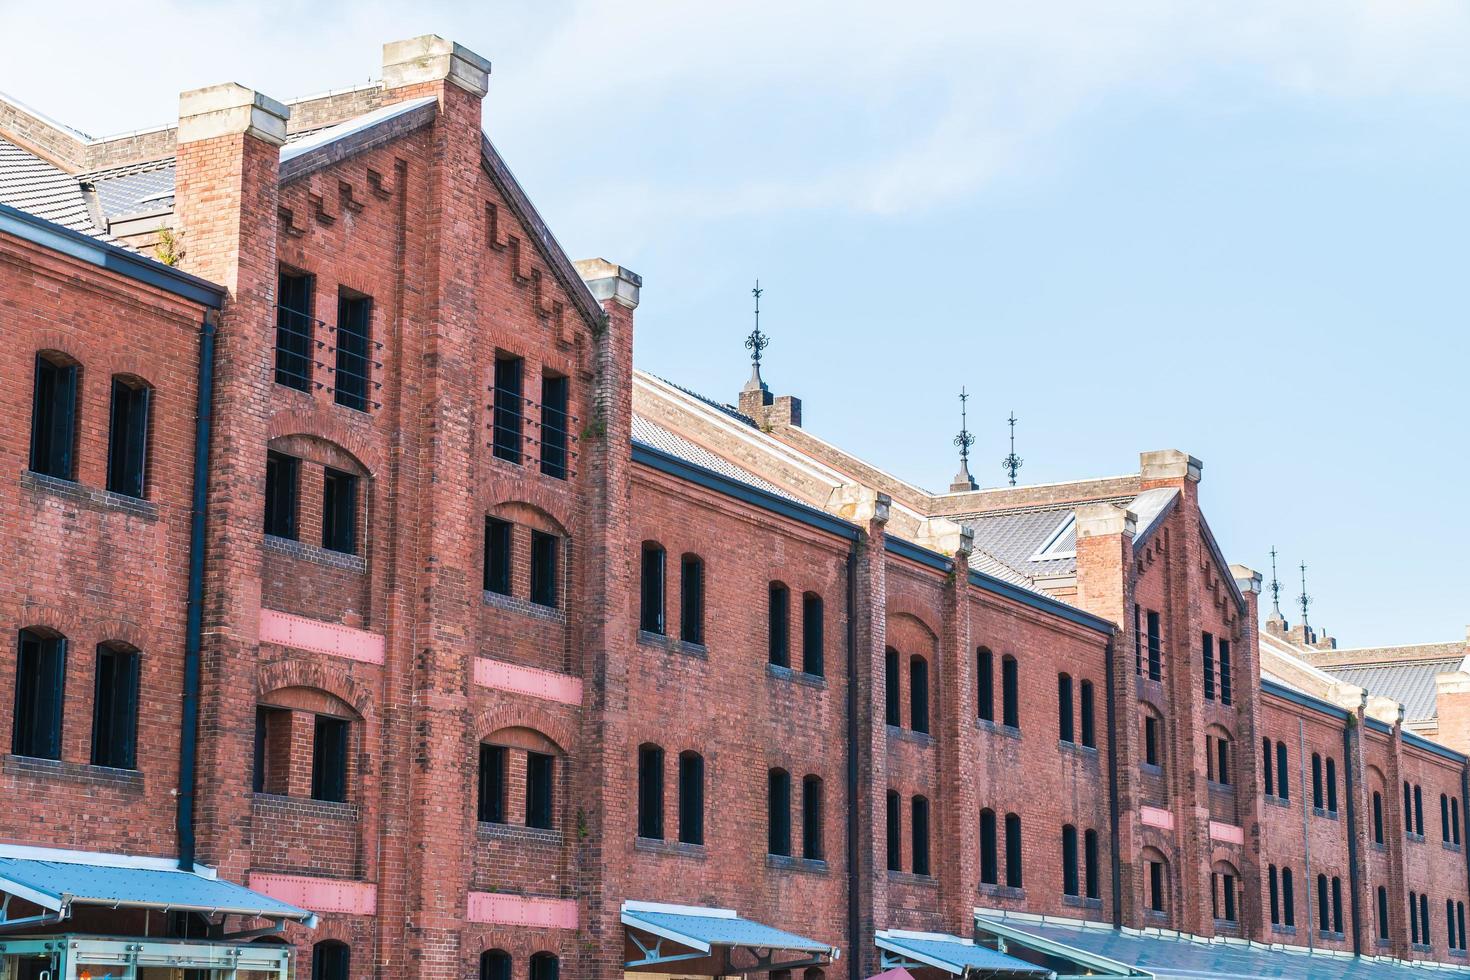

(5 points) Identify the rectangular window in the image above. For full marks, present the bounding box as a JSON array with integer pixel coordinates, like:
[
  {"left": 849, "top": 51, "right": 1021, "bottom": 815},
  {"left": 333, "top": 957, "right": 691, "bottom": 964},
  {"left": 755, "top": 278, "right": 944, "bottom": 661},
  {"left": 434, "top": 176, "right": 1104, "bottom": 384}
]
[
  {"left": 539, "top": 373, "right": 569, "bottom": 479},
  {"left": 978, "top": 648, "right": 994, "bottom": 721},
  {"left": 1084, "top": 829, "right": 1100, "bottom": 900},
  {"left": 768, "top": 583, "right": 790, "bottom": 667},
  {"left": 1002, "top": 656, "right": 1020, "bottom": 729},
  {"left": 91, "top": 644, "right": 140, "bottom": 769},
  {"left": 321, "top": 467, "right": 358, "bottom": 555},
  {"left": 253, "top": 706, "right": 277, "bottom": 793},
  {"left": 333, "top": 291, "right": 372, "bottom": 411},
  {"left": 1133, "top": 603, "right": 1142, "bottom": 675},
  {"left": 275, "top": 270, "right": 314, "bottom": 390},
  {"left": 678, "top": 752, "right": 704, "bottom": 845},
  {"left": 1202, "top": 632, "right": 1215, "bottom": 701},
  {"left": 478, "top": 744, "right": 507, "bottom": 823},
  {"left": 484, "top": 517, "right": 512, "bottom": 595},
  {"left": 886, "top": 791, "right": 901, "bottom": 871},
  {"left": 680, "top": 555, "right": 704, "bottom": 645},
  {"left": 1005, "top": 813, "right": 1023, "bottom": 888},
  {"left": 640, "top": 545, "right": 666, "bottom": 634},
  {"left": 885, "top": 648, "right": 901, "bottom": 726},
  {"left": 264, "top": 451, "right": 300, "bottom": 539},
  {"left": 13, "top": 629, "right": 65, "bottom": 760},
  {"left": 29, "top": 353, "right": 78, "bottom": 479},
  {"left": 802, "top": 593, "right": 824, "bottom": 677},
  {"left": 980, "top": 810, "right": 997, "bottom": 884},
  {"left": 1263, "top": 738, "right": 1275, "bottom": 797},
  {"left": 1219, "top": 638, "right": 1232, "bottom": 705},
  {"left": 1146, "top": 611, "right": 1162, "bottom": 681},
  {"left": 1283, "top": 869, "right": 1295, "bottom": 926},
  {"left": 1278, "top": 742, "right": 1290, "bottom": 801},
  {"left": 1216, "top": 737, "right": 1230, "bottom": 786},
  {"left": 637, "top": 744, "right": 664, "bottom": 839},
  {"left": 911, "top": 797, "right": 930, "bottom": 876},
  {"left": 1144, "top": 716, "right": 1159, "bottom": 767},
  {"left": 530, "top": 531, "right": 559, "bottom": 607},
  {"left": 1062, "top": 825, "right": 1079, "bottom": 896},
  {"left": 1080, "top": 681, "right": 1095, "bottom": 748},
  {"left": 525, "top": 751, "right": 554, "bottom": 829},
  {"left": 768, "top": 770, "right": 792, "bottom": 857},
  {"left": 1223, "top": 874, "right": 1237, "bottom": 922},
  {"left": 106, "top": 377, "right": 150, "bottom": 497},
  {"left": 910, "top": 658, "right": 929, "bottom": 735},
  {"left": 1058, "top": 674, "right": 1074, "bottom": 743},
  {"left": 802, "top": 776, "right": 824, "bottom": 861},
  {"left": 492, "top": 354, "right": 524, "bottom": 464},
  {"left": 1149, "top": 861, "right": 1165, "bottom": 912},
  {"left": 310, "top": 715, "right": 348, "bottom": 803}
]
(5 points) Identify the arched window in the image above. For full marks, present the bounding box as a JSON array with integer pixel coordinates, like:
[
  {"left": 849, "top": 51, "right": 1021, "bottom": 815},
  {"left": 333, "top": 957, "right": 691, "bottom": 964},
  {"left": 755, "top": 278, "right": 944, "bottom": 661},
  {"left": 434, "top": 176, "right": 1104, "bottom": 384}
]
[
  {"left": 979, "top": 808, "right": 997, "bottom": 885},
  {"left": 1057, "top": 674, "right": 1074, "bottom": 744},
  {"left": 1262, "top": 737, "right": 1274, "bottom": 797},
  {"left": 1332, "top": 877, "right": 1343, "bottom": 934},
  {"left": 1143, "top": 710, "right": 1162, "bottom": 769},
  {"left": 1004, "top": 812, "right": 1023, "bottom": 888},
  {"left": 977, "top": 648, "right": 994, "bottom": 722},
  {"left": 1001, "top": 655, "right": 1019, "bottom": 728},
  {"left": 768, "top": 582, "right": 790, "bottom": 667},
  {"left": 1061, "top": 824, "right": 1079, "bottom": 897},
  {"left": 529, "top": 951, "right": 560, "bottom": 980},
  {"left": 802, "top": 593, "right": 824, "bottom": 677},
  {"left": 1079, "top": 680, "right": 1095, "bottom": 748},
  {"left": 91, "top": 641, "right": 140, "bottom": 770},
  {"left": 768, "top": 768, "right": 792, "bottom": 856},
  {"left": 311, "top": 940, "right": 349, "bottom": 980},
  {"left": 1454, "top": 798, "right": 1463, "bottom": 845},
  {"left": 1450, "top": 900, "right": 1457, "bottom": 952},
  {"left": 1202, "top": 632, "right": 1215, "bottom": 701},
  {"left": 884, "top": 648, "right": 901, "bottom": 727},
  {"left": 1277, "top": 742, "right": 1289, "bottom": 801},
  {"left": 640, "top": 542, "right": 666, "bottom": 634},
  {"left": 1317, "top": 875, "right": 1330, "bottom": 933},
  {"left": 885, "top": 790, "right": 901, "bottom": 871},
  {"left": 1268, "top": 864, "right": 1280, "bottom": 925},
  {"left": 13, "top": 627, "right": 66, "bottom": 761},
  {"left": 1211, "top": 862, "right": 1238, "bottom": 923},
  {"left": 1311, "top": 754, "right": 1323, "bottom": 809},
  {"left": 910, "top": 656, "right": 930, "bottom": 735},
  {"left": 802, "top": 774, "right": 824, "bottom": 860},
  {"left": 1411, "top": 890, "right": 1421, "bottom": 945},
  {"left": 1442, "top": 793, "right": 1452, "bottom": 843},
  {"left": 1218, "top": 638, "right": 1232, "bottom": 705},
  {"left": 1373, "top": 791, "right": 1384, "bottom": 844},
  {"left": 678, "top": 751, "right": 704, "bottom": 845},
  {"left": 1421, "top": 892, "right": 1431, "bottom": 947},
  {"left": 1083, "top": 829, "right": 1099, "bottom": 900},
  {"left": 911, "top": 795, "right": 931, "bottom": 876},
  {"left": 1282, "top": 867, "right": 1295, "bottom": 927},
  {"left": 107, "top": 375, "right": 152, "bottom": 497},
  {"left": 1143, "top": 850, "right": 1168, "bottom": 914},
  {"left": 1458, "top": 901, "right": 1466, "bottom": 951},
  {"left": 679, "top": 554, "right": 704, "bottom": 645},
  {"left": 480, "top": 949, "right": 511, "bottom": 980},
  {"left": 1405, "top": 781, "right": 1415, "bottom": 836},
  {"left": 1206, "top": 732, "right": 1231, "bottom": 786},
  {"left": 637, "top": 743, "right": 664, "bottom": 839},
  {"left": 30, "top": 351, "right": 79, "bottom": 479},
  {"left": 1415, "top": 784, "right": 1425, "bottom": 836},
  {"left": 1377, "top": 887, "right": 1389, "bottom": 941},
  {"left": 1325, "top": 757, "right": 1337, "bottom": 813}
]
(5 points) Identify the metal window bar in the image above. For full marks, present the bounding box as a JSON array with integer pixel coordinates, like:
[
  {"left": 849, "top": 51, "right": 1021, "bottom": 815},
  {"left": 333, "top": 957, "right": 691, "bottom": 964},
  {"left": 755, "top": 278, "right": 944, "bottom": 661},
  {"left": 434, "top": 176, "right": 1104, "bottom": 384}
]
[
  {"left": 273, "top": 305, "right": 385, "bottom": 409},
  {"left": 485, "top": 388, "right": 582, "bottom": 476}
]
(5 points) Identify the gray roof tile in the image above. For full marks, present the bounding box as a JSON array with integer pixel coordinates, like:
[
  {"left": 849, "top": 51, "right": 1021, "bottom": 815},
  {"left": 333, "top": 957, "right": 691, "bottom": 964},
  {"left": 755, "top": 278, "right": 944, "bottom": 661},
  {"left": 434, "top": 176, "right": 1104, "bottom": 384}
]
[
  {"left": 632, "top": 415, "right": 799, "bottom": 502},
  {"left": 0, "top": 137, "right": 101, "bottom": 237},
  {"left": 1317, "top": 659, "right": 1462, "bottom": 722}
]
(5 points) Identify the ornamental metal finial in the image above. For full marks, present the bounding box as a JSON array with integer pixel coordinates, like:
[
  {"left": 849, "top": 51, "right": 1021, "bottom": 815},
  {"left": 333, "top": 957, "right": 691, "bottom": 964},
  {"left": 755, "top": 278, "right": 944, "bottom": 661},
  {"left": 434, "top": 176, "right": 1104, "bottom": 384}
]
[
  {"left": 949, "top": 387, "right": 978, "bottom": 492},
  {"left": 1298, "top": 562, "right": 1312, "bottom": 630},
  {"left": 1001, "top": 411, "right": 1023, "bottom": 487},
  {"left": 742, "top": 280, "right": 770, "bottom": 395},
  {"left": 1268, "top": 546, "right": 1284, "bottom": 620}
]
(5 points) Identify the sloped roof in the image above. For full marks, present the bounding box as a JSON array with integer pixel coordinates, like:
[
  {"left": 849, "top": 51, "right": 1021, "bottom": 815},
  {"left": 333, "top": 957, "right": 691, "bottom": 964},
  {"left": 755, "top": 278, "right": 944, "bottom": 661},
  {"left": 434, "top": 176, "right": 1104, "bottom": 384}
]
[
  {"left": 81, "top": 157, "right": 176, "bottom": 219},
  {"left": 632, "top": 414, "right": 799, "bottom": 502},
  {"left": 0, "top": 136, "right": 102, "bottom": 236},
  {"left": 1317, "top": 659, "right": 1462, "bottom": 723}
]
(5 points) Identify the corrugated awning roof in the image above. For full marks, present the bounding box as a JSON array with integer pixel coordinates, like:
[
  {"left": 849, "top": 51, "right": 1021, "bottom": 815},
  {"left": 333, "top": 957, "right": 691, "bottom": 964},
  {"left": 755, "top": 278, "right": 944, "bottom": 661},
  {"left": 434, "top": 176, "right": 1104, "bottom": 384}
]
[
  {"left": 622, "top": 901, "right": 836, "bottom": 955},
  {"left": 875, "top": 930, "right": 1050, "bottom": 976},
  {"left": 0, "top": 845, "right": 315, "bottom": 925}
]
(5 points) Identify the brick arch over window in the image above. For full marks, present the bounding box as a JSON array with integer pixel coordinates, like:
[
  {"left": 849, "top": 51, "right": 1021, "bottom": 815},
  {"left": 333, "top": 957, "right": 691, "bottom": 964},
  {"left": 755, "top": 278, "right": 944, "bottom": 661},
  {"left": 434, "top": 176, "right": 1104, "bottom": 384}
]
[
  {"left": 484, "top": 725, "right": 563, "bottom": 757},
  {"left": 482, "top": 485, "right": 575, "bottom": 536},
  {"left": 257, "top": 658, "right": 374, "bottom": 723},
  {"left": 91, "top": 619, "right": 150, "bottom": 654},
  {"left": 96, "top": 350, "right": 158, "bottom": 388},
  {"left": 30, "top": 331, "right": 91, "bottom": 366},
  {"left": 268, "top": 408, "right": 383, "bottom": 476},
  {"left": 886, "top": 604, "right": 938, "bottom": 642},
  {"left": 489, "top": 500, "right": 572, "bottom": 539},
  {"left": 473, "top": 704, "right": 575, "bottom": 758},
  {"left": 17, "top": 604, "right": 87, "bottom": 640}
]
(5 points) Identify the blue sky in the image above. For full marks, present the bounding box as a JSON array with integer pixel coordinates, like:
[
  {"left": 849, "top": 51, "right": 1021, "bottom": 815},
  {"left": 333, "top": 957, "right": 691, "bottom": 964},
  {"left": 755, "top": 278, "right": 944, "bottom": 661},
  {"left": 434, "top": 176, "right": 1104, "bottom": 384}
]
[{"left": 6, "top": 1, "right": 1467, "bottom": 646}]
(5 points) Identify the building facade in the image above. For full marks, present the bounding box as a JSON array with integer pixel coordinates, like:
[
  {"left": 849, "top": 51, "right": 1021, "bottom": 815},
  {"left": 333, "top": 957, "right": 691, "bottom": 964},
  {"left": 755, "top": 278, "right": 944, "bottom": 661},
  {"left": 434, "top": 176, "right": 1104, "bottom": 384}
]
[{"left": 1, "top": 33, "right": 1468, "bottom": 980}]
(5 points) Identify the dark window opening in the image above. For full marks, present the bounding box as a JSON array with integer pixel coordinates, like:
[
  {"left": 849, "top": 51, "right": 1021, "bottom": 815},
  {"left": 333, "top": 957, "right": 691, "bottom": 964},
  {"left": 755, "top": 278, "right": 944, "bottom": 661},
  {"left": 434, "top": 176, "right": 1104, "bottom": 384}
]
[
  {"left": 977, "top": 647, "right": 994, "bottom": 721},
  {"left": 484, "top": 517, "right": 512, "bottom": 595},
  {"left": 1149, "top": 860, "right": 1165, "bottom": 912},
  {"left": 1219, "top": 638, "right": 1232, "bottom": 705},
  {"left": 1084, "top": 828, "right": 1099, "bottom": 900},
  {"left": 1332, "top": 877, "right": 1343, "bottom": 934},
  {"left": 1312, "top": 754, "right": 1324, "bottom": 809},
  {"left": 106, "top": 376, "right": 151, "bottom": 497},
  {"left": 334, "top": 291, "right": 372, "bottom": 411},
  {"left": 1002, "top": 655, "right": 1019, "bottom": 728},
  {"left": 802, "top": 775, "right": 824, "bottom": 860},
  {"left": 768, "top": 768, "right": 792, "bottom": 857},
  {"left": 480, "top": 950, "right": 511, "bottom": 980},
  {"left": 310, "top": 715, "right": 348, "bottom": 803},
  {"left": 1202, "top": 632, "right": 1215, "bottom": 701},
  {"left": 1214, "top": 735, "right": 1230, "bottom": 786},
  {"left": 911, "top": 796, "right": 930, "bottom": 876},
  {"left": 802, "top": 593, "right": 824, "bottom": 677},
  {"left": 1005, "top": 812, "right": 1023, "bottom": 888},
  {"left": 1326, "top": 758, "right": 1337, "bottom": 813},
  {"left": 1377, "top": 887, "right": 1389, "bottom": 941},
  {"left": 1283, "top": 868, "right": 1295, "bottom": 926},
  {"left": 529, "top": 952, "right": 559, "bottom": 980},
  {"left": 1058, "top": 673, "right": 1074, "bottom": 743},
  {"left": 884, "top": 648, "right": 901, "bottom": 726},
  {"left": 13, "top": 629, "right": 65, "bottom": 760},
  {"left": 264, "top": 451, "right": 300, "bottom": 539},
  {"left": 311, "top": 940, "right": 349, "bottom": 980},
  {"left": 252, "top": 705, "right": 288, "bottom": 795},
  {"left": 910, "top": 657, "right": 930, "bottom": 735},
  {"left": 540, "top": 373, "right": 569, "bottom": 479},
  {"left": 1416, "top": 784, "right": 1425, "bottom": 836},
  {"left": 275, "top": 271, "right": 314, "bottom": 391},
  {"left": 1317, "top": 875, "right": 1329, "bottom": 933},
  {"left": 640, "top": 544, "right": 665, "bottom": 634},
  {"left": 91, "top": 643, "right": 140, "bottom": 769},
  {"left": 1262, "top": 737, "right": 1274, "bottom": 797},
  {"left": 530, "top": 530, "right": 559, "bottom": 607},
  {"left": 1133, "top": 603, "right": 1142, "bottom": 675},
  {"left": 980, "top": 808, "right": 997, "bottom": 885},
  {"left": 1062, "top": 825, "right": 1079, "bottom": 897},
  {"left": 492, "top": 354, "right": 524, "bottom": 463},
  {"left": 1144, "top": 715, "right": 1160, "bottom": 768},
  {"left": 478, "top": 744, "right": 507, "bottom": 823},
  {"left": 1080, "top": 680, "right": 1095, "bottom": 748},
  {"left": 680, "top": 555, "right": 704, "bottom": 645},
  {"left": 1277, "top": 742, "right": 1289, "bottom": 801},
  {"left": 1411, "top": 891, "right": 1420, "bottom": 945},
  {"left": 1146, "top": 610, "right": 1162, "bottom": 680},
  {"left": 637, "top": 743, "right": 664, "bottom": 839},
  {"left": 321, "top": 467, "right": 358, "bottom": 555},
  {"left": 768, "top": 583, "right": 790, "bottom": 667},
  {"left": 886, "top": 791, "right": 901, "bottom": 872},
  {"left": 30, "top": 352, "right": 78, "bottom": 479},
  {"left": 526, "top": 751, "right": 554, "bottom": 829},
  {"left": 679, "top": 751, "right": 704, "bottom": 845},
  {"left": 1269, "top": 865, "right": 1280, "bottom": 925},
  {"left": 1373, "top": 792, "right": 1384, "bottom": 844},
  {"left": 1442, "top": 794, "right": 1452, "bottom": 842}
]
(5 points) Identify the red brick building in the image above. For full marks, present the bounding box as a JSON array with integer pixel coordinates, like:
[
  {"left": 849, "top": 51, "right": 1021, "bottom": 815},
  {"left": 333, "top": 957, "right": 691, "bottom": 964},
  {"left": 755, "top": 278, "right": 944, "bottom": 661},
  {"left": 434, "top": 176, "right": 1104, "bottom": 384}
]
[{"left": 1, "top": 33, "right": 1467, "bottom": 980}]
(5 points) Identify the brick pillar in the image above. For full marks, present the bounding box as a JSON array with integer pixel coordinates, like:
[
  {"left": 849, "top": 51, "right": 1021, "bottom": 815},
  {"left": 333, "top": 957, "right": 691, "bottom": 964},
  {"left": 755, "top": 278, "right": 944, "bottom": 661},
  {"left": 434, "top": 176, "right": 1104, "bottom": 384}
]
[
  {"left": 378, "top": 34, "right": 493, "bottom": 980},
  {"left": 937, "top": 527, "right": 977, "bottom": 936},
  {"left": 572, "top": 258, "right": 639, "bottom": 980},
  {"left": 1435, "top": 674, "right": 1470, "bottom": 757},
  {"left": 172, "top": 82, "right": 288, "bottom": 884},
  {"left": 1230, "top": 565, "right": 1266, "bottom": 941},
  {"left": 1383, "top": 707, "right": 1412, "bottom": 959},
  {"left": 852, "top": 492, "right": 891, "bottom": 978},
  {"left": 1074, "top": 502, "right": 1136, "bottom": 926}
]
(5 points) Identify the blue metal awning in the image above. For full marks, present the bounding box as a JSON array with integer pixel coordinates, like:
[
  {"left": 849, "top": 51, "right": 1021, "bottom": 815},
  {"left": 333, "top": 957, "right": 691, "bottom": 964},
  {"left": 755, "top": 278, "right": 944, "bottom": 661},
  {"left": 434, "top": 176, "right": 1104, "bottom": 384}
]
[
  {"left": 875, "top": 930, "right": 1051, "bottom": 976},
  {"left": 622, "top": 900, "right": 838, "bottom": 972},
  {"left": 0, "top": 845, "right": 315, "bottom": 928}
]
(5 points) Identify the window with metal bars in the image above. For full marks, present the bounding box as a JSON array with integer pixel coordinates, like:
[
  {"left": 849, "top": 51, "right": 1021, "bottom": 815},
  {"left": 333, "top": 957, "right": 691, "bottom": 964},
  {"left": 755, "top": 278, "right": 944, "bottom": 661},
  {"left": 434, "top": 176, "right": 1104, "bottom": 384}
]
[
  {"left": 492, "top": 354, "right": 524, "bottom": 463},
  {"left": 264, "top": 451, "right": 300, "bottom": 539},
  {"left": 484, "top": 517, "right": 512, "bottom": 595},
  {"left": 1202, "top": 632, "right": 1215, "bottom": 700},
  {"left": 30, "top": 352, "right": 78, "bottom": 479},
  {"left": 1146, "top": 610, "right": 1162, "bottom": 680},
  {"left": 526, "top": 751, "right": 554, "bottom": 829},
  {"left": 91, "top": 643, "right": 140, "bottom": 769},
  {"left": 1219, "top": 638, "right": 1232, "bottom": 705},
  {"left": 478, "top": 744, "right": 507, "bottom": 823},
  {"left": 540, "top": 373, "right": 569, "bottom": 478},
  {"left": 530, "top": 530, "right": 559, "bottom": 607},
  {"left": 106, "top": 376, "right": 151, "bottom": 497},
  {"left": 311, "top": 715, "right": 348, "bottom": 803},
  {"left": 321, "top": 467, "right": 358, "bottom": 555},
  {"left": 275, "top": 271, "right": 314, "bottom": 391},
  {"left": 334, "top": 291, "right": 372, "bottom": 411},
  {"left": 13, "top": 628, "right": 66, "bottom": 760}
]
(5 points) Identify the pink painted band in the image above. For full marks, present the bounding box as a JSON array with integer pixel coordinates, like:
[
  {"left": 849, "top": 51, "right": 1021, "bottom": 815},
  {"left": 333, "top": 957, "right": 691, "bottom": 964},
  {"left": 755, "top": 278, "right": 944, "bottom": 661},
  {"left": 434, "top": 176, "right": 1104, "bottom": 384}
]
[
  {"left": 260, "top": 608, "right": 385, "bottom": 665},
  {"left": 248, "top": 872, "right": 377, "bottom": 915},
  {"left": 1210, "top": 821, "right": 1245, "bottom": 844},
  {"left": 467, "top": 892, "right": 578, "bottom": 929},
  {"left": 474, "top": 657, "right": 583, "bottom": 706},
  {"left": 1140, "top": 806, "right": 1174, "bottom": 830}
]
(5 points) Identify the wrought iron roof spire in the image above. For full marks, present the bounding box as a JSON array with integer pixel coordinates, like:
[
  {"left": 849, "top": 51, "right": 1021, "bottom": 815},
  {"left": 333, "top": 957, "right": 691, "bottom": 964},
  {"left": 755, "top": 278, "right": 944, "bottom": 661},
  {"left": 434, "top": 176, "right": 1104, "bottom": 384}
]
[
  {"left": 742, "top": 279, "right": 770, "bottom": 395},
  {"left": 949, "top": 387, "right": 978, "bottom": 492},
  {"left": 1000, "top": 412, "right": 1023, "bottom": 487},
  {"left": 1298, "top": 562, "right": 1312, "bottom": 630},
  {"left": 1268, "top": 546, "right": 1284, "bottom": 619}
]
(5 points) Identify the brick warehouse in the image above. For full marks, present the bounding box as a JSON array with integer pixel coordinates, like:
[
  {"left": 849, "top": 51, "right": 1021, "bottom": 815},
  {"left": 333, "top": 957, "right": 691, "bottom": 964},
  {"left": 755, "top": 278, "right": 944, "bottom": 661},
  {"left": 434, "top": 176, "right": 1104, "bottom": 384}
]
[{"left": 0, "top": 32, "right": 1468, "bottom": 980}]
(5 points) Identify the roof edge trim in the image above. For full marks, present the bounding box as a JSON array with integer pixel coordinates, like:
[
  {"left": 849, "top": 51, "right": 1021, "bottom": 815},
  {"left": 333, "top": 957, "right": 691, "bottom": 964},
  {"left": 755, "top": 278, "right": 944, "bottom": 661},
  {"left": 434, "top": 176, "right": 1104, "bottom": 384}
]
[
  {"left": 1261, "top": 678, "right": 1351, "bottom": 721},
  {"left": 967, "top": 567, "right": 1115, "bottom": 636},
  {"left": 1404, "top": 728, "right": 1467, "bottom": 764},
  {"left": 885, "top": 536, "right": 951, "bottom": 573}
]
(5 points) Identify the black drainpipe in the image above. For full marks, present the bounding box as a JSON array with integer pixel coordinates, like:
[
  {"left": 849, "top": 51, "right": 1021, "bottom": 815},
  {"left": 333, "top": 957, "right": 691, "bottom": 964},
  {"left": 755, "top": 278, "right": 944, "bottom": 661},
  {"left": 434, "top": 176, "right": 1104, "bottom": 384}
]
[
  {"left": 1343, "top": 720, "right": 1362, "bottom": 956},
  {"left": 1103, "top": 635, "right": 1123, "bottom": 925},
  {"left": 845, "top": 543, "right": 860, "bottom": 979},
  {"left": 177, "top": 308, "right": 218, "bottom": 871}
]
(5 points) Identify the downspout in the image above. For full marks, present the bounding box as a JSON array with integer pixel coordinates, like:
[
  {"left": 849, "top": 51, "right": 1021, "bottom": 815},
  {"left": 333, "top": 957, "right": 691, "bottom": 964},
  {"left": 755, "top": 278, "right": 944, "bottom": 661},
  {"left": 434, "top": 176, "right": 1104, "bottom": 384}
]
[
  {"left": 1103, "top": 636, "right": 1123, "bottom": 926},
  {"left": 177, "top": 308, "right": 218, "bottom": 871},
  {"left": 845, "top": 543, "right": 860, "bottom": 980},
  {"left": 1343, "top": 719, "right": 1361, "bottom": 956}
]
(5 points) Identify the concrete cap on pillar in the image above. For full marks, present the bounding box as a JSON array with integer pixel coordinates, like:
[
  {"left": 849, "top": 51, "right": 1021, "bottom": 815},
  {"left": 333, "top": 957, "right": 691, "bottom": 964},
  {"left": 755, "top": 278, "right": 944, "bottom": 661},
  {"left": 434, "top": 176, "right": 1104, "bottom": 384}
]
[
  {"left": 575, "top": 257, "right": 642, "bottom": 309},
  {"left": 383, "top": 35, "right": 491, "bottom": 97},
  {"left": 1230, "top": 564, "right": 1263, "bottom": 595},
  {"left": 1140, "top": 449, "right": 1203, "bottom": 483},
  {"left": 1075, "top": 502, "right": 1136, "bottom": 539},
  {"left": 178, "top": 83, "right": 289, "bottom": 146}
]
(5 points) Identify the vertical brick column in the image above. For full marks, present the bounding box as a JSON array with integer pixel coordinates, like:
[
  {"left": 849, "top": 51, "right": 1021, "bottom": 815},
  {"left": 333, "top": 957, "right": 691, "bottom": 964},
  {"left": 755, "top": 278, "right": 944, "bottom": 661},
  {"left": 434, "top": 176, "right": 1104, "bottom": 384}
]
[
  {"left": 572, "top": 259, "right": 639, "bottom": 980},
  {"left": 1384, "top": 708, "right": 1412, "bottom": 959},
  {"left": 852, "top": 492, "right": 891, "bottom": 977},
  {"left": 1230, "top": 565, "right": 1266, "bottom": 941},
  {"left": 936, "top": 527, "right": 978, "bottom": 936},
  {"left": 1074, "top": 502, "right": 1136, "bottom": 925},
  {"left": 172, "top": 82, "right": 288, "bottom": 882}
]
